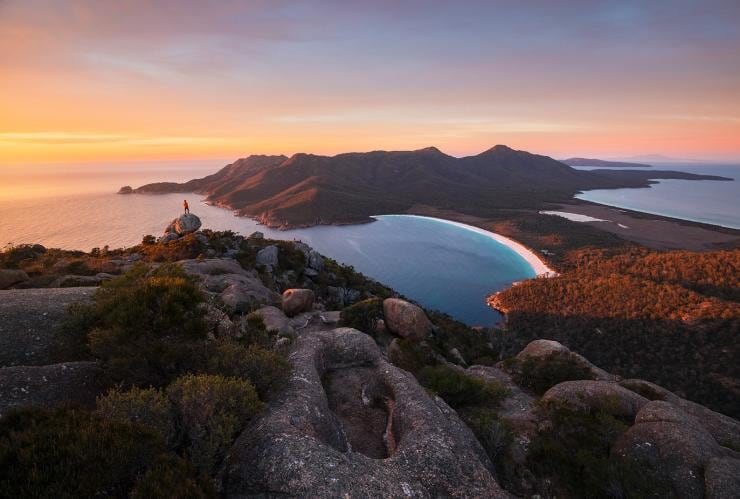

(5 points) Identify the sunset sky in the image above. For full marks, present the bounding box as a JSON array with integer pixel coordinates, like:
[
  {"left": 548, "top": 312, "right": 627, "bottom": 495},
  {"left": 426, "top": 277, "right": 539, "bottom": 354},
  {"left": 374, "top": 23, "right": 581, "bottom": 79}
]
[{"left": 2, "top": 0, "right": 739, "bottom": 164}]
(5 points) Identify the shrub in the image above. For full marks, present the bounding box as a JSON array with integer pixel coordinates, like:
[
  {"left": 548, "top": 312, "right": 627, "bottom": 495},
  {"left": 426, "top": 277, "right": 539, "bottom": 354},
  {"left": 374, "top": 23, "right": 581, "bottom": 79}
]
[
  {"left": 166, "top": 374, "right": 263, "bottom": 473},
  {"left": 418, "top": 364, "right": 509, "bottom": 409},
  {"left": 142, "top": 235, "right": 157, "bottom": 245},
  {"left": 463, "top": 408, "right": 512, "bottom": 460},
  {"left": 131, "top": 454, "right": 215, "bottom": 499},
  {"left": 96, "top": 386, "right": 177, "bottom": 447},
  {"left": 388, "top": 338, "right": 440, "bottom": 375},
  {"left": 0, "top": 407, "right": 164, "bottom": 498},
  {"left": 275, "top": 241, "right": 306, "bottom": 273},
  {"left": 427, "top": 311, "right": 499, "bottom": 365},
  {"left": 513, "top": 352, "right": 595, "bottom": 394},
  {"left": 239, "top": 312, "right": 276, "bottom": 348},
  {"left": 82, "top": 264, "right": 208, "bottom": 386},
  {"left": 526, "top": 400, "right": 668, "bottom": 498},
  {"left": 340, "top": 298, "right": 384, "bottom": 335},
  {"left": 207, "top": 341, "right": 291, "bottom": 399}
]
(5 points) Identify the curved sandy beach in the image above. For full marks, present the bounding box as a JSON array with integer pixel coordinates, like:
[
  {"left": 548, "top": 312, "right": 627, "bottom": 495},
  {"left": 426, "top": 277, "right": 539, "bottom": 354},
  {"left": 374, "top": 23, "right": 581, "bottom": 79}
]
[{"left": 375, "top": 214, "right": 556, "bottom": 277}]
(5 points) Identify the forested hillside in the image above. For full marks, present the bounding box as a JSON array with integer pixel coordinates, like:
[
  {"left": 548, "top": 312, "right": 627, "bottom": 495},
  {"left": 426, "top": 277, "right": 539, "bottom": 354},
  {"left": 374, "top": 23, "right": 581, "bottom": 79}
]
[{"left": 491, "top": 248, "right": 740, "bottom": 418}]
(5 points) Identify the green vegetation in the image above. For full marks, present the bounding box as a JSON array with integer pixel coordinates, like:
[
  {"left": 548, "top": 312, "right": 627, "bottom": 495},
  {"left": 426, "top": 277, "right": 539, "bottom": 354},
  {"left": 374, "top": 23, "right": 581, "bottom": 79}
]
[
  {"left": 527, "top": 400, "right": 669, "bottom": 498},
  {"left": 166, "top": 374, "right": 262, "bottom": 473},
  {"left": 96, "top": 386, "right": 177, "bottom": 446},
  {"left": 512, "top": 352, "right": 596, "bottom": 394},
  {"left": 206, "top": 341, "right": 291, "bottom": 399},
  {"left": 10, "top": 255, "right": 295, "bottom": 492},
  {"left": 0, "top": 407, "right": 207, "bottom": 498},
  {"left": 418, "top": 364, "right": 509, "bottom": 409},
  {"left": 340, "top": 298, "right": 384, "bottom": 335},
  {"left": 131, "top": 454, "right": 215, "bottom": 499},
  {"left": 495, "top": 248, "right": 740, "bottom": 417},
  {"left": 83, "top": 263, "right": 208, "bottom": 386}
]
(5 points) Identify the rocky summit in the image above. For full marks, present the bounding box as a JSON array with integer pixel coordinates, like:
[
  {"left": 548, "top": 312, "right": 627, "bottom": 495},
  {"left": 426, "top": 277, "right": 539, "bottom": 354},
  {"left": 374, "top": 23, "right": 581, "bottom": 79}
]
[{"left": 0, "top": 218, "right": 738, "bottom": 499}]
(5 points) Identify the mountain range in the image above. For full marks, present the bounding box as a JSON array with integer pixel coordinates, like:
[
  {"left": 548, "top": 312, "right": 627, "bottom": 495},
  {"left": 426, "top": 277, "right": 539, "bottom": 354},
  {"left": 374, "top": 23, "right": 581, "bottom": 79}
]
[{"left": 132, "top": 145, "right": 729, "bottom": 228}]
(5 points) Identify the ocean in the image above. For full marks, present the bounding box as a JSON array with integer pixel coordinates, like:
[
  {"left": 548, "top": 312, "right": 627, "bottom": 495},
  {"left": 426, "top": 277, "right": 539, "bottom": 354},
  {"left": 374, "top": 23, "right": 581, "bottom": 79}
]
[
  {"left": 0, "top": 162, "right": 535, "bottom": 325},
  {"left": 574, "top": 163, "right": 740, "bottom": 230},
  {"left": 1, "top": 160, "right": 737, "bottom": 325}
]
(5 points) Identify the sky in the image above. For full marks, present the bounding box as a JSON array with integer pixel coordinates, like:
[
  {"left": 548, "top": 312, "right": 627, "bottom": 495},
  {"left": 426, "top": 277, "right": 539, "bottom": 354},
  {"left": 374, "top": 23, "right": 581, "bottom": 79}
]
[{"left": 1, "top": 0, "right": 739, "bottom": 164}]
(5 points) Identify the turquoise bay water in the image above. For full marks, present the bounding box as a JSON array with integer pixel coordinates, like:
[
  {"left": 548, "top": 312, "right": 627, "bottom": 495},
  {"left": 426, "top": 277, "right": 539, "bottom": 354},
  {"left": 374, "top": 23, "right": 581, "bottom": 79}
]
[
  {"left": 0, "top": 163, "right": 535, "bottom": 324},
  {"left": 575, "top": 163, "right": 740, "bottom": 229}
]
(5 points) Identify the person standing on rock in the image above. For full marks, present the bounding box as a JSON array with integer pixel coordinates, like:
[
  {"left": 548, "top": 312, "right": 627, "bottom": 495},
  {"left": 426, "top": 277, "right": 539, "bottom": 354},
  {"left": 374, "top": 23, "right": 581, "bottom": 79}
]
[{"left": 183, "top": 199, "right": 190, "bottom": 215}]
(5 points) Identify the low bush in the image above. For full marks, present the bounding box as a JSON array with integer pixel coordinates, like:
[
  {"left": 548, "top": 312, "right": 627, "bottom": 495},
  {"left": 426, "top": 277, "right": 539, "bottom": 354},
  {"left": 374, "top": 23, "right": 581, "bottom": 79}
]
[
  {"left": 388, "top": 338, "right": 440, "bottom": 375},
  {"left": 0, "top": 407, "right": 164, "bottom": 498},
  {"left": 340, "top": 298, "right": 384, "bottom": 335},
  {"left": 207, "top": 341, "right": 292, "bottom": 399},
  {"left": 96, "top": 386, "right": 177, "bottom": 447},
  {"left": 418, "top": 364, "right": 509, "bottom": 409},
  {"left": 513, "top": 352, "right": 595, "bottom": 394},
  {"left": 527, "top": 401, "right": 668, "bottom": 498},
  {"left": 76, "top": 263, "right": 208, "bottom": 386},
  {"left": 166, "top": 374, "right": 263, "bottom": 473},
  {"left": 239, "top": 313, "right": 273, "bottom": 348},
  {"left": 131, "top": 454, "right": 215, "bottom": 499},
  {"left": 427, "top": 311, "right": 499, "bottom": 365},
  {"left": 462, "top": 408, "right": 513, "bottom": 464}
]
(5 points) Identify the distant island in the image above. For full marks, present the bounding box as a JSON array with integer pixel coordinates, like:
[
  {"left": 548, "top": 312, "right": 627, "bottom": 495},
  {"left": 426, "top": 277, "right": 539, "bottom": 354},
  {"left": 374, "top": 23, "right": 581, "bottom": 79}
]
[
  {"left": 560, "top": 157, "right": 652, "bottom": 168},
  {"left": 129, "top": 145, "right": 728, "bottom": 229}
]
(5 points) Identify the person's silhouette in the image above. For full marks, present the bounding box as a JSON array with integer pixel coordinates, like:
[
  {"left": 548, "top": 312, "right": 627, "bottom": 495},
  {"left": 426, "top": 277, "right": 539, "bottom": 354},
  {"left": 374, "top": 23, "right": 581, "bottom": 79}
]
[{"left": 183, "top": 199, "right": 190, "bottom": 214}]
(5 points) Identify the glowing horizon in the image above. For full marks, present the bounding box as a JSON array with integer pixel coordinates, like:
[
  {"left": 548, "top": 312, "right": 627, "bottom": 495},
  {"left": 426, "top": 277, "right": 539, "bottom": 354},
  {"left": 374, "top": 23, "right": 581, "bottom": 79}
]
[{"left": 2, "top": 1, "right": 739, "bottom": 164}]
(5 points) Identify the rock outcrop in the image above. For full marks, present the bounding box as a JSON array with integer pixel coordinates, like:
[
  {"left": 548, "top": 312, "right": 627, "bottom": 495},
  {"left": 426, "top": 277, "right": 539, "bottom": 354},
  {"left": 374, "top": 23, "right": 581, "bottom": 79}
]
[
  {"left": 0, "top": 361, "right": 106, "bottom": 418},
  {"left": 178, "top": 258, "right": 280, "bottom": 312},
  {"left": 515, "top": 339, "right": 617, "bottom": 381},
  {"left": 218, "top": 327, "right": 508, "bottom": 498},
  {"left": 0, "top": 287, "right": 96, "bottom": 367},
  {"left": 382, "top": 298, "right": 432, "bottom": 341},
  {"left": 282, "top": 288, "right": 315, "bottom": 317},
  {"left": 256, "top": 245, "right": 278, "bottom": 268},
  {"left": 164, "top": 213, "right": 202, "bottom": 237},
  {"left": 0, "top": 268, "right": 29, "bottom": 289},
  {"left": 541, "top": 380, "right": 649, "bottom": 418}
]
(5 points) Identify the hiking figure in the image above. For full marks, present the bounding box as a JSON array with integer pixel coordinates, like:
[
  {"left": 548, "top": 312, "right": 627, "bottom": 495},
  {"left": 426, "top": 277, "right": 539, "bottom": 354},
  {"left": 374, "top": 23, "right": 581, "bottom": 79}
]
[{"left": 183, "top": 199, "right": 190, "bottom": 214}]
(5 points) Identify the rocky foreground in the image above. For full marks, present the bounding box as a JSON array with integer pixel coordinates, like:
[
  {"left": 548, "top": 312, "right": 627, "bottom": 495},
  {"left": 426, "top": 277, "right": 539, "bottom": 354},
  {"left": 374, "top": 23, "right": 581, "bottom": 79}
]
[{"left": 1, "top": 213, "right": 738, "bottom": 498}]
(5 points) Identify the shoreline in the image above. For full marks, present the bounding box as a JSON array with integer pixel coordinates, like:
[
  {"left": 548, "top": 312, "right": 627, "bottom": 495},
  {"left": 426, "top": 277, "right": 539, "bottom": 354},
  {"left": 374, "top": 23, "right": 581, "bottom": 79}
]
[{"left": 374, "top": 214, "right": 557, "bottom": 278}]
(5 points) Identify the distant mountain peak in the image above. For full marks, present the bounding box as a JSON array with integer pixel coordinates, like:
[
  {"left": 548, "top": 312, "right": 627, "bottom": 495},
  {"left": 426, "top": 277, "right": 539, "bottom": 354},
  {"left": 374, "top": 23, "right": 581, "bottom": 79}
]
[
  {"left": 415, "top": 146, "right": 445, "bottom": 155},
  {"left": 480, "top": 145, "right": 515, "bottom": 155}
]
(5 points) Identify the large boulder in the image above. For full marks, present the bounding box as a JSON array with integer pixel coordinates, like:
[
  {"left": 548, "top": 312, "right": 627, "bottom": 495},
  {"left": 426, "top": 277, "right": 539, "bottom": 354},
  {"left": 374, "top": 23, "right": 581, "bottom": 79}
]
[
  {"left": 0, "top": 269, "right": 29, "bottom": 289},
  {"left": 254, "top": 306, "right": 296, "bottom": 338},
  {"left": 515, "top": 339, "right": 617, "bottom": 381},
  {"left": 165, "top": 213, "right": 201, "bottom": 236},
  {"left": 613, "top": 420, "right": 723, "bottom": 498},
  {"left": 178, "top": 258, "right": 280, "bottom": 310},
  {"left": 256, "top": 245, "right": 279, "bottom": 268},
  {"left": 382, "top": 298, "right": 432, "bottom": 341},
  {"left": 704, "top": 457, "right": 740, "bottom": 499},
  {"left": 0, "top": 287, "right": 96, "bottom": 367},
  {"left": 541, "top": 380, "right": 648, "bottom": 419},
  {"left": 282, "top": 288, "right": 315, "bottom": 317},
  {"left": 308, "top": 250, "right": 324, "bottom": 271},
  {"left": 0, "top": 361, "right": 106, "bottom": 418},
  {"left": 218, "top": 327, "right": 508, "bottom": 498},
  {"left": 620, "top": 378, "right": 740, "bottom": 450}
]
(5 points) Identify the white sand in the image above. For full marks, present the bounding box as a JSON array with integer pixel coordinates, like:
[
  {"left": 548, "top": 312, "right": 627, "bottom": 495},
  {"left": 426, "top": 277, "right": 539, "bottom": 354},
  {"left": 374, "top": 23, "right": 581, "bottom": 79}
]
[
  {"left": 539, "top": 210, "right": 609, "bottom": 223},
  {"left": 375, "top": 214, "right": 556, "bottom": 277}
]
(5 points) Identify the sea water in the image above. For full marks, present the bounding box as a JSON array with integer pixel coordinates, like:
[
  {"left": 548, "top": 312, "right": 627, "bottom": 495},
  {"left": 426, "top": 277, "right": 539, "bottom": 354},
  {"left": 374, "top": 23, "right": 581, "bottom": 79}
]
[
  {"left": 0, "top": 163, "right": 535, "bottom": 325},
  {"left": 574, "top": 163, "right": 740, "bottom": 230}
]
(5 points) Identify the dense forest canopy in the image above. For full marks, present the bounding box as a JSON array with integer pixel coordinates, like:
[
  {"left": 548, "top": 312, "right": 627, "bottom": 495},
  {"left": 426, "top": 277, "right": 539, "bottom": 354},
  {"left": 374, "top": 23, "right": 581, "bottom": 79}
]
[{"left": 493, "top": 248, "right": 740, "bottom": 418}]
